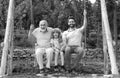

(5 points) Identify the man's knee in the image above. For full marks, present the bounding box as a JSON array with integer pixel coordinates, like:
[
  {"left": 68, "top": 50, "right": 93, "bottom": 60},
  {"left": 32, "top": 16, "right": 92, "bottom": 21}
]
[
  {"left": 35, "top": 48, "right": 44, "bottom": 56},
  {"left": 55, "top": 51, "right": 59, "bottom": 55},
  {"left": 76, "top": 47, "right": 84, "bottom": 55},
  {"left": 65, "top": 46, "right": 71, "bottom": 52},
  {"left": 60, "top": 52, "right": 64, "bottom": 55},
  {"left": 46, "top": 48, "right": 54, "bottom": 55}
]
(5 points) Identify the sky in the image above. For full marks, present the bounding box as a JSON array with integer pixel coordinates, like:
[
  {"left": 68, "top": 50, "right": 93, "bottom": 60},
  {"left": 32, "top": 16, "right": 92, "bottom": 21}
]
[
  {"left": 80, "top": 0, "right": 96, "bottom": 4},
  {"left": 89, "top": 0, "right": 96, "bottom": 4}
]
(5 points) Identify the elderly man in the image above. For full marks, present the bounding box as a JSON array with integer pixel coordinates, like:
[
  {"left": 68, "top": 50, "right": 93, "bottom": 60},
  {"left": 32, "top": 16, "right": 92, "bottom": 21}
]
[
  {"left": 62, "top": 10, "right": 87, "bottom": 73},
  {"left": 28, "top": 20, "right": 54, "bottom": 74}
]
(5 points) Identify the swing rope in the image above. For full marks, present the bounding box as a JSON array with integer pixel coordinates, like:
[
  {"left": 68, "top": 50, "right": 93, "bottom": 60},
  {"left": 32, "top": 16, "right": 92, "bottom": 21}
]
[
  {"left": 30, "top": 0, "right": 34, "bottom": 25},
  {"left": 83, "top": 0, "right": 87, "bottom": 50}
]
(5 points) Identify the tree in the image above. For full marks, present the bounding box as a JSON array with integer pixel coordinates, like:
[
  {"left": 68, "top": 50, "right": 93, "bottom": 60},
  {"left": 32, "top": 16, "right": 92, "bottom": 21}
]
[{"left": 100, "top": 0, "right": 119, "bottom": 74}]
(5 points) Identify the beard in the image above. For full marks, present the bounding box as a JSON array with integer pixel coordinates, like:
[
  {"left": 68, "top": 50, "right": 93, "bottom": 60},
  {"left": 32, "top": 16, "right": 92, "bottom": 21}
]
[
  {"left": 40, "top": 28, "right": 47, "bottom": 32},
  {"left": 69, "top": 24, "right": 75, "bottom": 28}
]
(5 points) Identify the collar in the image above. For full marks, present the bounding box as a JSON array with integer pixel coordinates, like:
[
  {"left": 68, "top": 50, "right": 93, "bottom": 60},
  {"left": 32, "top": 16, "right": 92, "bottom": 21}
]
[
  {"left": 39, "top": 28, "right": 48, "bottom": 33},
  {"left": 67, "top": 27, "right": 76, "bottom": 32}
]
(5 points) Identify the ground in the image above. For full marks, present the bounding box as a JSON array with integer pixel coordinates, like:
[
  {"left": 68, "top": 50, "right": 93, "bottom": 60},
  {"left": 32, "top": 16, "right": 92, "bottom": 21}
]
[
  {"left": 0, "top": 47, "right": 120, "bottom": 78},
  {"left": 3, "top": 74, "right": 106, "bottom": 78}
]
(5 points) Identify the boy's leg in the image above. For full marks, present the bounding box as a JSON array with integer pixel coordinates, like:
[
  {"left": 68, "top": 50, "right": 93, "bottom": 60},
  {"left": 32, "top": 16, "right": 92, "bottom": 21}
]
[
  {"left": 45, "top": 48, "right": 54, "bottom": 68},
  {"left": 54, "top": 50, "right": 59, "bottom": 66},
  {"left": 60, "top": 52, "right": 64, "bottom": 66},
  {"left": 35, "top": 48, "right": 45, "bottom": 69}
]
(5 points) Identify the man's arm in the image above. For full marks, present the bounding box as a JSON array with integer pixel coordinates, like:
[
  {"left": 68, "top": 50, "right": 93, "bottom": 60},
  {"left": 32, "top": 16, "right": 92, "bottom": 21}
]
[
  {"left": 79, "top": 9, "right": 87, "bottom": 32},
  {"left": 28, "top": 24, "right": 34, "bottom": 37},
  {"left": 61, "top": 32, "right": 68, "bottom": 51},
  {"left": 28, "top": 24, "right": 36, "bottom": 45},
  {"left": 62, "top": 32, "right": 68, "bottom": 45}
]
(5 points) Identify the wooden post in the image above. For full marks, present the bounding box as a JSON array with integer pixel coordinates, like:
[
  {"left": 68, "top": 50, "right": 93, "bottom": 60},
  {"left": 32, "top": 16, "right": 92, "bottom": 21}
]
[
  {"left": 7, "top": 19, "right": 14, "bottom": 75},
  {"left": 102, "top": 20, "right": 109, "bottom": 75},
  {"left": 100, "top": 0, "right": 119, "bottom": 74},
  {"left": 0, "top": 0, "right": 14, "bottom": 76}
]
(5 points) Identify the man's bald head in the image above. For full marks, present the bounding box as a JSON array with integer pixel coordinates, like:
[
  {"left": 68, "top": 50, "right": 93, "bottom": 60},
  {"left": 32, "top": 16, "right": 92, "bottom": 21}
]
[
  {"left": 39, "top": 20, "right": 48, "bottom": 32},
  {"left": 39, "top": 20, "right": 48, "bottom": 27}
]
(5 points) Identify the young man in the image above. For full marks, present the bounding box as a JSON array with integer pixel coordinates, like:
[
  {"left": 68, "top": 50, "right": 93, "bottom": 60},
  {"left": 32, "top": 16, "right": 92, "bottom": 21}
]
[
  {"left": 62, "top": 10, "right": 87, "bottom": 73},
  {"left": 28, "top": 20, "right": 54, "bottom": 74}
]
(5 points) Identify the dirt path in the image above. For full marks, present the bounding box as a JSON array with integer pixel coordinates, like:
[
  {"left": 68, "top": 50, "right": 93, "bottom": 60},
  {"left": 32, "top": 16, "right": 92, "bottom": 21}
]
[{"left": 3, "top": 74, "right": 106, "bottom": 78}]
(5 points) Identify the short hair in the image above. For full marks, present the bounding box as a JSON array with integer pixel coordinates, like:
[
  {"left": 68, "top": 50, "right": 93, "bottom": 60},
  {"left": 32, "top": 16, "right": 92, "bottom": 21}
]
[
  {"left": 39, "top": 20, "right": 48, "bottom": 26},
  {"left": 67, "top": 16, "right": 76, "bottom": 23},
  {"left": 68, "top": 16, "right": 75, "bottom": 20}
]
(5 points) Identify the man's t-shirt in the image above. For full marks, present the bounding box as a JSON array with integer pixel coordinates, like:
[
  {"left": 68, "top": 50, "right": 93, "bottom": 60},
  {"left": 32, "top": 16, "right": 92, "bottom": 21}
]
[
  {"left": 32, "top": 27, "right": 53, "bottom": 48},
  {"left": 62, "top": 28, "right": 83, "bottom": 47}
]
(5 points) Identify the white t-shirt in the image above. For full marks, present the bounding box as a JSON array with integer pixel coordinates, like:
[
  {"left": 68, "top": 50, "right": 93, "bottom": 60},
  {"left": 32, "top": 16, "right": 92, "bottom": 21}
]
[
  {"left": 32, "top": 27, "right": 53, "bottom": 48},
  {"left": 62, "top": 28, "right": 83, "bottom": 47}
]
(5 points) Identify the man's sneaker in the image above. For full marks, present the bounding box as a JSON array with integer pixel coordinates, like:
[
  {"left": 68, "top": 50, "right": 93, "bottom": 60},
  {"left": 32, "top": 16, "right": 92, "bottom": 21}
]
[
  {"left": 44, "top": 68, "right": 53, "bottom": 77},
  {"left": 45, "top": 68, "right": 52, "bottom": 74},
  {"left": 71, "top": 69, "right": 78, "bottom": 75},
  {"left": 65, "top": 69, "right": 72, "bottom": 74},
  {"left": 36, "top": 68, "right": 45, "bottom": 76},
  {"left": 40, "top": 68, "right": 45, "bottom": 73}
]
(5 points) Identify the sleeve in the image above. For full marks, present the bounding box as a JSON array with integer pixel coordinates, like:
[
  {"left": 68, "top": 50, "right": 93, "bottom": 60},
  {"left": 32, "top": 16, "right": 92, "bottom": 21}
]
[
  {"left": 50, "top": 39, "right": 53, "bottom": 44},
  {"left": 32, "top": 29, "right": 37, "bottom": 38},
  {"left": 50, "top": 39, "right": 54, "bottom": 47},
  {"left": 28, "top": 28, "right": 38, "bottom": 46},
  {"left": 62, "top": 31, "right": 68, "bottom": 45},
  {"left": 60, "top": 38, "right": 66, "bottom": 52}
]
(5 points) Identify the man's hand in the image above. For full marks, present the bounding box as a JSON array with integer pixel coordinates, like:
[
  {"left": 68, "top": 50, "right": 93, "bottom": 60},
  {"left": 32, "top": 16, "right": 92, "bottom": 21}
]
[
  {"left": 28, "top": 24, "right": 34, "bottom": 39},
  {"left": 0, "top": 42, "right": 4, "bottom": 48},
  {"left": 84, "top": 9, "right": 87, "bottom": 16},
  {"left": 30, "top": 24, "right": 34, "bottom": 30}
]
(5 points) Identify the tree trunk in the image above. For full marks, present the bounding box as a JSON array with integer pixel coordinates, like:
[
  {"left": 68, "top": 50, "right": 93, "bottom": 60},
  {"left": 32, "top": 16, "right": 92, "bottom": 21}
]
[
  {"left": 102, "top": 20, "right": 109, "bottom": 75},
  {"left": 100, "top": 0, "right": 119, "bottom": 74},
  {"left": 0, "top": 0, "right": 14, "bottom": 76}
]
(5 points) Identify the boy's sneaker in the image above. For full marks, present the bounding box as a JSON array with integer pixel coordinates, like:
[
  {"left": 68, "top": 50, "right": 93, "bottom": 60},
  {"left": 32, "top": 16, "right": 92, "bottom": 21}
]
[
  {"left": 59, "top": 65, "right": 65, "bottom": 72},
  {"left": 50, "top": 66, "right": 55, "bottom": 72},
  {"left": 54, "top": 65, "right": 59, "bottom": 72}
]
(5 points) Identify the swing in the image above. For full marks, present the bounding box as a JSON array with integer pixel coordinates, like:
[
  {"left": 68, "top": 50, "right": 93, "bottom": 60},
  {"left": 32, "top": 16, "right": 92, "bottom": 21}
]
[
  {"left": 0, "top": 0, "right": 119, "bottom": 77},
  {"left": 29, "top": 0, "right": 88, "bottom": 73}
]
